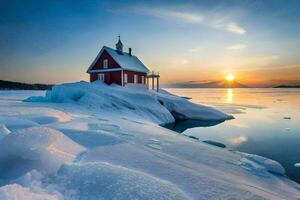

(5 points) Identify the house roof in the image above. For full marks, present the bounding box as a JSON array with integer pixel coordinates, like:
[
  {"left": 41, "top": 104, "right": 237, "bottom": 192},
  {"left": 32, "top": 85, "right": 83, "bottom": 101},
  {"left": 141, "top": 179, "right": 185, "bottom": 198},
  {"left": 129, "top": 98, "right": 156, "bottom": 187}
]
[{"left": 87, "top": 46, "right": 150, "bottom": 73}]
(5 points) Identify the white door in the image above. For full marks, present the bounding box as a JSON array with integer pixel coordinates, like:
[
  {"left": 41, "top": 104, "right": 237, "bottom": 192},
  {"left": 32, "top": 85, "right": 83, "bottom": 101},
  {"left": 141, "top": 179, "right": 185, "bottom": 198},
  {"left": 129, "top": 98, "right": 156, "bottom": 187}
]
[
  {"left": 98, "top": 73, "right": 105, "bottom": 82},
  {"left": 124, "top": 73, "right": 128, "bottom": 84},
  {"left": 134, "top": 74, "right": 138, "bottom": 84}
]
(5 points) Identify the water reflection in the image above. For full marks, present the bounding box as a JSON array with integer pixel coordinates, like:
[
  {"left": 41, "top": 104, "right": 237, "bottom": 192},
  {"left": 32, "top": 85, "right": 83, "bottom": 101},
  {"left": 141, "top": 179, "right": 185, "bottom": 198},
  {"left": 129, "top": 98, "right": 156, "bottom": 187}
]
[
  {"left": 228, "top": 135, "right": 248, "bottom": 145},
  {"left": 165, "top": 88, "right": 300, "bottom": 183},
  {"left": 227, "top": 89, "right": 233, "bottom": 103}
]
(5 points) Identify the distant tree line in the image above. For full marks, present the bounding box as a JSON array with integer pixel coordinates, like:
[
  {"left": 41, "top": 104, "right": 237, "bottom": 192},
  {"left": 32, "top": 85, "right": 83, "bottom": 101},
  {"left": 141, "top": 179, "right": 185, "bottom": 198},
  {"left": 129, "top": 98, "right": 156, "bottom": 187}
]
[
  {"left": 274, "top": 85, "right": 300, "bottom": 88},
  {"left": 0, "top": 80, "right": 53, "bottom": 90}
]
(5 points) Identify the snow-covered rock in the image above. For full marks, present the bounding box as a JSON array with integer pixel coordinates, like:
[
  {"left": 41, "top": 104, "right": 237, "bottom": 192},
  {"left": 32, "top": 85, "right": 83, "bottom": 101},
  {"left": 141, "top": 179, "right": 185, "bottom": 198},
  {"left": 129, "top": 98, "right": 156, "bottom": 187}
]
[
  {"left": 25, "top": 81, "right": 232, "bottom": 124},
  {"left": 157, "top": 92, "right": 232, "bottom": 121}
]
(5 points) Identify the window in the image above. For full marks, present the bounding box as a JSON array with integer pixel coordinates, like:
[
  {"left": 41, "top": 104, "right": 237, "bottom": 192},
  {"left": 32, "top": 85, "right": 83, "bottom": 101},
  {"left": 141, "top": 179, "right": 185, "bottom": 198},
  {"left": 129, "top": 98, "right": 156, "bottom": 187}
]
[
  {"left": 134, "top": 74, "right": 138, "bottom": 84},
  {"left": 103, "top": 59, "right": 108, "bottom": 68},
  {"left": 141, "top": 76, "right": 144, "bottom": 84},
  {"left": 124, "top": 73, "right": 128, "bottom": 84},
  {"left": 98, "top": 73, "right": 105, "bottom": 81}
]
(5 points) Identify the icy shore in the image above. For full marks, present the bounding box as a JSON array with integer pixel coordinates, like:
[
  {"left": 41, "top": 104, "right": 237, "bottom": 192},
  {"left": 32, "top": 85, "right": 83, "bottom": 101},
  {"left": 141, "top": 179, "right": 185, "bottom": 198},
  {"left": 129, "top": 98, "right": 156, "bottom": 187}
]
[
  {"left": 0, "top": 82, "right": 299, "bottom": 200},
  {"left": 25, "top": 81, "right": 233, "bottom": 124}
]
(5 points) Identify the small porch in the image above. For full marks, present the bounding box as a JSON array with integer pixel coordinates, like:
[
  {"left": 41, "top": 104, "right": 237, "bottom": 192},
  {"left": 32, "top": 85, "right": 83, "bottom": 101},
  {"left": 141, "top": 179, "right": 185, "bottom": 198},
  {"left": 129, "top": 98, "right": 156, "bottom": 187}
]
[{"left": 146, "top": 71, "right": 160, "bottom": 92}]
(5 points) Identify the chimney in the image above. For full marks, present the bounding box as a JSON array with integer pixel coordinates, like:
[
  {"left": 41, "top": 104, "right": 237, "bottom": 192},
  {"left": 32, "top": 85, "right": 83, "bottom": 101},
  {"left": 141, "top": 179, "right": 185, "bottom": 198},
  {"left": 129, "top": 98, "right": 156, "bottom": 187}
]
[{"left": 129, "top": 48, "right": 132, "bottom": 56}]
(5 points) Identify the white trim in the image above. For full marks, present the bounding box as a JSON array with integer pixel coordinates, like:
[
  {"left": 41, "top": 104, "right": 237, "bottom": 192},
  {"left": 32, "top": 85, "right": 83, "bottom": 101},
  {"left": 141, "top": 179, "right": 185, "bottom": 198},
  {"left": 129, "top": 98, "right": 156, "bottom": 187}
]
[
  {"left": 141, "top": 76, "right": 144, "bottom": 84},
  {"left": 121, "top": 70, "right": 124, "bottom": 86},
  {"left": 98, "top": 73, "right": 105, "bottom": 81},
  {"left": 103, "top": 59, "right": 108, "bottom": 68},
  {"left": 120, "top": 68, "right": 149, "bottom": 73},
  {"left": 89, "top": 68, "right": 150, "bottom": 74},
  {"left": 124, "top": 73, "right": 128, "bottom": 84},
  {"left": 89, "top": 68, "right": 122, "bottom": 73}
]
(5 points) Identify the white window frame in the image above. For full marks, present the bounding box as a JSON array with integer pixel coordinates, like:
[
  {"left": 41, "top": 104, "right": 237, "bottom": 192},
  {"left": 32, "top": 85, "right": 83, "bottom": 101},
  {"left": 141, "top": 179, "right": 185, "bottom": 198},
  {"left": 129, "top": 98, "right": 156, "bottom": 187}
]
[
  {"left": 98, "top": 73, "right": 105, "bottom": 81},
  {"left": 141, "top": 76, "right": 144, "bottom": 84},
  {"left": 124, "top": 73, "right": 128, "bottom": 84},
  {"left": 134, "top": 74, "right": 138, "bottom": 84},
  {"left": 103, "top": 59, "right": 108, "bottom": 69}
]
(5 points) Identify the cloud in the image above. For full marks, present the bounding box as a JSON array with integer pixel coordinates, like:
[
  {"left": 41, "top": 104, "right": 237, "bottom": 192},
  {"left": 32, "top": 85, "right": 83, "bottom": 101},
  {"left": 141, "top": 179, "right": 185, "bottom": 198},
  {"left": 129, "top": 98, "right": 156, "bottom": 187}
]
[
  {"left": 226, "top": 44, "right": 247, "bottom": 50},
  {"left": 210, "top": 18, "right": 246, "bottom": 35},
  {"left": 229, "top": 135, "right": 248, "bottom": 145},
  {"left": 226, "top": 22, "right": 246, "bottom": 35},
  {"left": 150, "top": 9, "right": 204, "bottom": 23},
  {"left": 126, "top": 6, "right": 246, "bottom": 35},
  {"left": 188, "top": 47, "right": 202, "bottom": 52}
]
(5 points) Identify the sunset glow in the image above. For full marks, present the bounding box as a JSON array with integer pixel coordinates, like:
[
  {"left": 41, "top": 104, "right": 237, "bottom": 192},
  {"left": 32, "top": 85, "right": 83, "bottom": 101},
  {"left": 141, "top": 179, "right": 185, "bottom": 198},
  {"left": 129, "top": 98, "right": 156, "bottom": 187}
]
[
  {"left": 226, "top": 74, "right": 235, "bottom": 82},
  {"left": 0, "top": 1, "right": 299, "bottom": 87}
]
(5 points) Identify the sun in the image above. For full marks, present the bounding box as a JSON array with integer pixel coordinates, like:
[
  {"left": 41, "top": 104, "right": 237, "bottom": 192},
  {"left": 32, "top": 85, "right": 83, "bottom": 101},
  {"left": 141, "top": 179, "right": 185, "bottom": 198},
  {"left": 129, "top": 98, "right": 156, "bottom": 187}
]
[{"left": 226, "top": 74, "right": 235, "bottom": 82}]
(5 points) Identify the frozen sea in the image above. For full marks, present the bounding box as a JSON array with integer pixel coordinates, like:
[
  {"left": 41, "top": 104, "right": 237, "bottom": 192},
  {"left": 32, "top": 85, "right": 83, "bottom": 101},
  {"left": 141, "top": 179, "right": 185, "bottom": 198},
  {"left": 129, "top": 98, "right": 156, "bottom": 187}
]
[
  {"left": 1, "top": 84, "right": 300, "bottom": 199},
  {"left": 166, "top": 88, "right": 300, "bottom": 183}
]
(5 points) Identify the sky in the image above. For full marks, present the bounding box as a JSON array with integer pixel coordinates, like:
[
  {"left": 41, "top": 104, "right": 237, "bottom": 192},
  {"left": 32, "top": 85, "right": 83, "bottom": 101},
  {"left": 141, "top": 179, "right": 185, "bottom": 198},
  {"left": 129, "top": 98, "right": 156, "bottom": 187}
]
[{"left": 0, "top": 0, "right": 300, "bottom": 86}]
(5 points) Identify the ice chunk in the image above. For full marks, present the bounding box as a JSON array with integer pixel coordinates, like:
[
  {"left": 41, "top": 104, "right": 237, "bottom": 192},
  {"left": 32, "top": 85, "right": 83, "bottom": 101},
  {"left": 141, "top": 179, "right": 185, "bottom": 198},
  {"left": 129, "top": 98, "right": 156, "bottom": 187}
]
[
  {"left": 157, "top": 93, "right": 233, "bottom": 121},
  {"left": 238, "top": 152, "right": 285, "bottom": 175},
  {"left": 294, "top": 163, "right": 300, "bottom": 167},
  {"left": 0, "top": 127, "right": 84, "bottom": 181},
  {"left": 202, "top": 140, "right": 226, "bottom": 148},
  {"left": 0, "top": 124, "right": 10, "bottom": 139},
  {"left": 239, "top": 157, "right": 271, "bottom": 177}
]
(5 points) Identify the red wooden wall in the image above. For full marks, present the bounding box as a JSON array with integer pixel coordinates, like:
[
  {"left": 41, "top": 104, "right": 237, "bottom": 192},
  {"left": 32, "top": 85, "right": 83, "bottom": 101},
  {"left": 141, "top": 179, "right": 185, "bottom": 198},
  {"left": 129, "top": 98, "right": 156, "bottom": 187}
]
[
  {"left": 90, "top": 70, "right": 146, "bottom": 85},
  {"left": 123, "top": 70, "right": 146, "bottom": 84},
  {"left": 91, "top": 50, "right": 120, "bottom": 70},
  {"left": 90, "top": 71, "right": 122, "bottom": 85}
]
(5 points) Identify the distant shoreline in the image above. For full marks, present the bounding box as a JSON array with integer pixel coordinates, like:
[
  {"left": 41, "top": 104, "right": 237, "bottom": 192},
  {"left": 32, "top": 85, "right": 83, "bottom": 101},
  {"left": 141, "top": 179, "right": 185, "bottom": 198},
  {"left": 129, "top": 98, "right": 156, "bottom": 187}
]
[
  {"left": 0, "top": 80, "right": 53, "bottom": 90},
  {"left": 1, "top": 80, "right": 300, "bottom": 90}
]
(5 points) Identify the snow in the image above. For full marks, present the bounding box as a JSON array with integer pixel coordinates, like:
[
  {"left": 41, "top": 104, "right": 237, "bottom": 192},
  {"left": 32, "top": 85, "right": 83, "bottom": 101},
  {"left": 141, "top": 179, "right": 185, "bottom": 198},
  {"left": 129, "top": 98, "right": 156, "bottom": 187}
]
[
  {"left": 0, "top": 84, "right": 299, "bottom": 200},
  {"left": 0, "top": 184, "right": 60, "bottom": 200},
  {"left": 50, "top": 162, "right": 189, "bottom": 200},
  {"left": 0, "top": 127, "right": 84, "bottom": 182},
  {"left": 87, "top": 46, "right": 150, "bottom": 73}
]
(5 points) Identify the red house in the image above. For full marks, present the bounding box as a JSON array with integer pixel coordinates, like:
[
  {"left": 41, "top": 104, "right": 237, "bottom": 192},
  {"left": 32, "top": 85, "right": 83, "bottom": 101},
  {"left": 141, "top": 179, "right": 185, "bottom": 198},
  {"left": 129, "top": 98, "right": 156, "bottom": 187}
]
[{"left": 87, "top": 37, "right": 150, "bottom": 86}]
